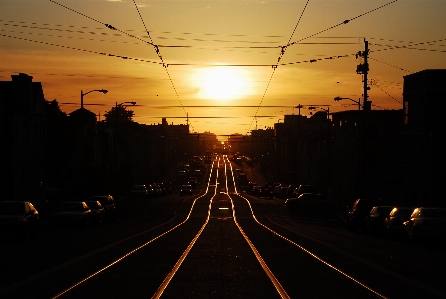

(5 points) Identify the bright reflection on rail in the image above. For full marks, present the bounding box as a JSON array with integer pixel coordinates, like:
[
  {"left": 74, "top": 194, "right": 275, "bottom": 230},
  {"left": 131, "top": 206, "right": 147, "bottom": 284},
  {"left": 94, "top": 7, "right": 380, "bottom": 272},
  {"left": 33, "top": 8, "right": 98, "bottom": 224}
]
[
  {"left": 227, "top": 159, "right": 388, "bottom": 299},
  {"left": 224, "top": 157, "right": 290, "bottom": 299},
  {"left": 151, "top": 157, "right": 221, "bottom": 298},
  {"left": 51, "top": 158, "right": 217, "bottom": 299}
]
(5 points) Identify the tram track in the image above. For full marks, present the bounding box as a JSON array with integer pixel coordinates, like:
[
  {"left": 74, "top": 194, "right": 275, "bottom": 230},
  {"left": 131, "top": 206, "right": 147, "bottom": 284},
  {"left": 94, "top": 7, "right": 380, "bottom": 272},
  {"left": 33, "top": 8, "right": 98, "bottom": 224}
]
[{"left": 2, "top": 155, "right": 445, "bottom": 298}]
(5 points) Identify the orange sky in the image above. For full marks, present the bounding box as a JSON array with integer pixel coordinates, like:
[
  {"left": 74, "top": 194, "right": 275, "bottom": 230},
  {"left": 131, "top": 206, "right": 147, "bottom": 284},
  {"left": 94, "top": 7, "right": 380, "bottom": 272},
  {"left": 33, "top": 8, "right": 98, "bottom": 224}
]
[{"left": 1, "top": 0, "right": 445, "bottom": 137}]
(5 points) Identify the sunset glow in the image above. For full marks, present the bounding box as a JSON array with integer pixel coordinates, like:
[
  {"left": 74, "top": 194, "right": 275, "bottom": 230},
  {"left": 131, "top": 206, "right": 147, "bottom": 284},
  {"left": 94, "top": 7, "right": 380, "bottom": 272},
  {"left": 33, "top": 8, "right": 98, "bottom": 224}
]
[{"left": 194, "top": 67, "right": 252, "bottom": 102}]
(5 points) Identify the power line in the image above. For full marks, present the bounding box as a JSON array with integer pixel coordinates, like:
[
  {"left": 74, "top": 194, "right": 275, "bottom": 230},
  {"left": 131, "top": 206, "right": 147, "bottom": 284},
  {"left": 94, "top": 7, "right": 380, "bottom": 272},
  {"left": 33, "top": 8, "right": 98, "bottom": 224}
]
[
  {"left": 372, "top": 82, "right": 402, "bottom": 105},
  {"left": 0, "top": 34, "right": 163, "bottom": 65},
  {"left": 48, "top": 0, "right": 156, "bottom": 47},
  {"left": 131, "top": 0, "right": 190, "bottom": 129},
  {"left": 248, "top": 0, "right": 311, "bottom": 133},
  {"left": 286, "top": 0, "right": 398, "bottom": 48},
  {"left": 59, "top": 103, "right": 309, "bottom": 108},
  {"left": 368, "top": 57, "right": 411, "bottom": 72}
]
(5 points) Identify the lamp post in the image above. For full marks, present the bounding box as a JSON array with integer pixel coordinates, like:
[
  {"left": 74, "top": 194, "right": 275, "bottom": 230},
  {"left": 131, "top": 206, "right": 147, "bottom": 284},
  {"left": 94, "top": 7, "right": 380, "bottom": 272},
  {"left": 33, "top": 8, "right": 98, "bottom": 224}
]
[
  {"left": 334, "top": 97, "right": 362, "bottom": 110},
  {"left": 80, "top": 89, "right": 108, "bottom": 108}
]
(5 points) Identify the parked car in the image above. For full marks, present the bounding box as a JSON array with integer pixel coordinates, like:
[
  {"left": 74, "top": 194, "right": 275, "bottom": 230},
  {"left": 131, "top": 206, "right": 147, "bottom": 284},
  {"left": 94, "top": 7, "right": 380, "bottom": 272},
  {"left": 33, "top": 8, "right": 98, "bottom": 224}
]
[
  {"left": 84, "top": 200, "right": 105, "bottom": 224},
  {"left": 91, "top": 195, "right": 116, "bottom": 221},
  {"left": 285, "top": 193, "right": 329, "bottom": 210},
  {"left": 363, "top": 206, "right": 393, "bottom": 235},
  {"left": 180, "top": 184, "right": 194, "bottom": 196},
  {"left": 51, "top": 202, "right": 92, "bottom": 227},
  {"left": 291, "top": 184, "right": 317, "bottom": 198},
  {"left": 347, "top": 198, "right": 384, "bottom": 231},
  {"left": 285, "top": 185, "right": 298, "bottom": 200},
  {"left": 258, "top": 185, "right": 274, "bottom": 199},
  {"left": 384, "top": 207, "right": 414, "bottom": 237},
  {"left": 403, "top": 207, "right": 446, "bottom": 240},
  {"left": 0, "top": 201, "right": 40, "bottom": 236},
  {"left": 130, "top": 185, "right": 149, "bottom": 198}
]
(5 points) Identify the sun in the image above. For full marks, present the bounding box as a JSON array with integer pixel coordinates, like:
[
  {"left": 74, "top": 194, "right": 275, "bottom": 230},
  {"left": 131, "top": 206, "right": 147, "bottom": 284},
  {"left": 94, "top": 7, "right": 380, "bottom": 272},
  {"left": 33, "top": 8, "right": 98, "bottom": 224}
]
[{"left": 194, "top": 67, "right": 251, "bottom": 101}]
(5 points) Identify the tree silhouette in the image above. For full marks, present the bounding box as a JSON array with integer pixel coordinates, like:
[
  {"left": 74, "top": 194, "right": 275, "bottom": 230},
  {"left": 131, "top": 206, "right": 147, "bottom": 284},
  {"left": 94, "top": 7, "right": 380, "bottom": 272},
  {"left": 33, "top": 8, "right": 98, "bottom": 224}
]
[{"left": 104, "top": 104, "right": 135, "bottom": 123}]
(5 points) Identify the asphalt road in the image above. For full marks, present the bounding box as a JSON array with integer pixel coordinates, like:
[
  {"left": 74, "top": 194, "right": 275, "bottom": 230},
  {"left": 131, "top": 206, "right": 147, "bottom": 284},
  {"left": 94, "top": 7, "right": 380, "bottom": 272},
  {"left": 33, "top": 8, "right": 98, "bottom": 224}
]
[{"left": 1, "top": 157, "right": 445, "bottom": 299}]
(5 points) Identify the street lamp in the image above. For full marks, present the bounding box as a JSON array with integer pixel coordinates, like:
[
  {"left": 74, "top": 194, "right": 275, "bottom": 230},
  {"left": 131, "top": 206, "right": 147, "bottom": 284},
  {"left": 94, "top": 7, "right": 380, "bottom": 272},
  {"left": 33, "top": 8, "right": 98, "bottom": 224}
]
[
  {"left": 116, "top": 101, "right": 136, "bottom": 108},
  {"left": 334, "top": 96, "right": 362, "bottom": 110},
  {"left": 81, "top": 89, "right": 108, "bottom": 108}
]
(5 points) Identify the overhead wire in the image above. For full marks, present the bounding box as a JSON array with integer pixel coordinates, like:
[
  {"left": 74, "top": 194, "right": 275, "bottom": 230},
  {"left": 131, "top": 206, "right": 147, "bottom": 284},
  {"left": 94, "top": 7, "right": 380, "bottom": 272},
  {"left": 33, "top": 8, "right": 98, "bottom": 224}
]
[
  {"left": 248, "top": 0, "right": 311, "bottom": 133},
  {"left": 286, "top": 0, "right": 399, "bottom": 48},
  {"left": 131, "top": 0, "right": 190, "bottom": 129},
  {"left": 372, "top": 82, "right": 402, "bottom": 105},
  {"left": 3, "top": 0, "right": 406, "bottom": 132},
  {"left": 247, "top": 0, "right": 399, "bottom": 133},
  {"left": 48, "top": 0, "right": 156, "bottom": 47},
  {"left": 368, "top": 57, "right": 411, "bottom": 73}
]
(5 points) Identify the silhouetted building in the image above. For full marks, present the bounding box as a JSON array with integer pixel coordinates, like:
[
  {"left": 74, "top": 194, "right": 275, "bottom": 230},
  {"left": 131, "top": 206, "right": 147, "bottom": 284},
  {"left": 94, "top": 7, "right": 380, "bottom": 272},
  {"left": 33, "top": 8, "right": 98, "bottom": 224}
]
[
  {"left": 0, "top": 73, "right": 47, "bottom": 203},
  {"left": 402, "top": 69, "right": 446, "bottom": 207},
  {"left": 274, "top": 112, "right": 330, "bottom": 186},
  {"left": 330, "top": 109, "right": 403, "bottom": 205}
]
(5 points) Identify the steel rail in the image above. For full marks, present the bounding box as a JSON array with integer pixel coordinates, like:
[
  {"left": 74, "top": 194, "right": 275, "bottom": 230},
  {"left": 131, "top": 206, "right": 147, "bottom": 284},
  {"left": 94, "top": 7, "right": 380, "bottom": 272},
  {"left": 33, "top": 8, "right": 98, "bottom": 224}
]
[
  {"left": 231, "top": 169, "right": 389, "bottom": 299},
  {"left": 151, "top": 158, "right": 221, "bottom": 298},
  {"left": 50, "top": 160, "right": 217, "bottom": 299},
  {"left": 224, "top": 157, "right": 291, "bottom": 299}
]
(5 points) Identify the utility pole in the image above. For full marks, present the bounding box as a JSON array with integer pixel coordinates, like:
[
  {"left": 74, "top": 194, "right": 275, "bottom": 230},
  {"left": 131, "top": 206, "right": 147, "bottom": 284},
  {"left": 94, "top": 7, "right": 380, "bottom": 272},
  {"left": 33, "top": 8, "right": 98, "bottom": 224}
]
[
  {"left": 356, "top": 38, "right": 370, "bottom": 111},
  {"left": 355, "top": 38, "right": 371, "bottom": 197}
]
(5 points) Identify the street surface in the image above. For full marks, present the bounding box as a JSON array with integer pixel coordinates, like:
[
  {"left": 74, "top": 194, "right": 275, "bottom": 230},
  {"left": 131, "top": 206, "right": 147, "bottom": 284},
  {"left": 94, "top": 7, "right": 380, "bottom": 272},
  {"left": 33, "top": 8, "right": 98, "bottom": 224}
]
[{"left": 1, "top": 156, "right": 445, "bottom": 299}]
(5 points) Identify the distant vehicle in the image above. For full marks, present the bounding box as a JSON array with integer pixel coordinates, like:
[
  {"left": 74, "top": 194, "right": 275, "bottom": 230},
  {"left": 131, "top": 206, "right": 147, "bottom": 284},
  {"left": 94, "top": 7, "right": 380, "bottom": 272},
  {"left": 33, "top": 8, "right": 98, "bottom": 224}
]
[
  {"left": 246, "top": 182, "right": 257, "bottom": 194},
  {"left": 146, "top": 184, "right": 156, "bottom": 197},
  {"left": 403, "top": 207, "right": 446, "bottom": 240},
  {"left": 130, "top": 185, "right": 149, "bottom": 198},
  {"left": 0, "top": 201, "right": 40, "bottom": 236},
  {"left": 180, "top": 184, "right": 194, "bottom": 196},
  {"left": 258, "top": 185, "right": 273, "bottom": 199},
  {"left": 188, "top": 176, "right": 198, "bottom": 187},
  {"left": 384, "top": 207, "right": 414, "bottom": 237},
  {"left": 285, "top": 193, "right": 329, "bottom": 210},
  {"left": 347, "top": 198, "right": 384, "bottom": 231},
  {"left": 152, "top": 184, "right": 163, "bottom": 197},
  {"left": 193, "top": 169, "right": 202, "bottom": 178},
  {"left": 251, "top": 186, "right": 262, "bottom": 197},
  {"left": 177, "top": 170, "right": 188, "bottom": 181},
  {"left": 84, "top": 200, "right": 105, "bottom": 224},
  {"left": 91, "top": 195, "right": 116, "bottom": 221},
  {"left": 155, "top": 183, "right": 167, "bottom": 195},
  {"left": 51, "top": 202, "right": 92, "bottom": 227},
  {"left": 363, "top": 206, "right": 393, "bottom": 235}
]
